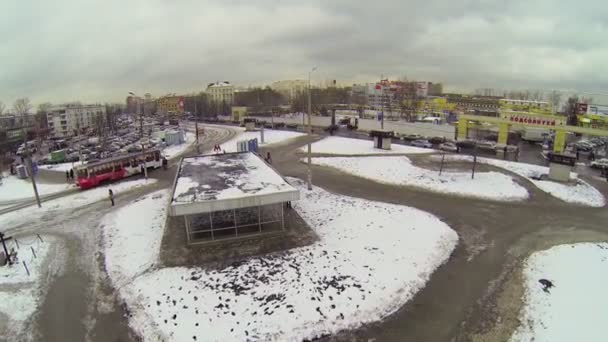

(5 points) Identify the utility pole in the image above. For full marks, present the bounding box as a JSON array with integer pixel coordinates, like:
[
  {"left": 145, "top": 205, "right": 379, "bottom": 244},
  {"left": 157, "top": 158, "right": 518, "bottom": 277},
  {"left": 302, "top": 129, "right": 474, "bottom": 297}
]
[
  {"left": 131, "top": 92, "right": 148, "bottom": 179},
  {"left": 195, "top": 101, "right": 200, "bottom": 154},
  {"left": 22, "top": 128, "right": 41, "bottom": 207},
  {"left": 307, "top": 66, "right": 317, "bottom": 191}
]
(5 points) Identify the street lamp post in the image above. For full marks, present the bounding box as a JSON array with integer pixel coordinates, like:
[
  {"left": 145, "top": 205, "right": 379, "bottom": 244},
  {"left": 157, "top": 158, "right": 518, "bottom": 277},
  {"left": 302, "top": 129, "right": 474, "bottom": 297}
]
[
  {"left": 129, "top": 91, "right": 147, "bottom": 179},
  {"left": 307, "top": 66, "right": 317, "bottom": 191}
]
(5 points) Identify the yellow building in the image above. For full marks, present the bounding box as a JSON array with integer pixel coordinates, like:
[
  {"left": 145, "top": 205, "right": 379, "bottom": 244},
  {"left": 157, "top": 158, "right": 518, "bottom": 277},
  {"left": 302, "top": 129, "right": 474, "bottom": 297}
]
[
  {"left": 157, "top": 96, "right": 185, "bottom": 115},
  {"left": 232, "top": 106, "right": 248, "bottom": 121}
]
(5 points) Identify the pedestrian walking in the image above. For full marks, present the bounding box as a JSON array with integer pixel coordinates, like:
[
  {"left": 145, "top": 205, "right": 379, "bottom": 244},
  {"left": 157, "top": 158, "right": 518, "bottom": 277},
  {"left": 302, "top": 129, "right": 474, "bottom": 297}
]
[
  {"left": 265, "top": 152, "right": 272, "bottom": 164},
  {"left": 109, "top": 189, "right": 115, "bottom": 206},
  {"left": 162, "top": 157, "right": 168, "bottom": 170},
  {"left": 589, "top": 151, "right": 595, "bottom": 161},
  {"left": 69, "top": 169, "right": 74, "bottom": 181},
  {"left": 140, "top": 164, "right": 145, "bottom": 176},
  {"left": 66, "top": 170, "right": 70, "bottom": 182}
]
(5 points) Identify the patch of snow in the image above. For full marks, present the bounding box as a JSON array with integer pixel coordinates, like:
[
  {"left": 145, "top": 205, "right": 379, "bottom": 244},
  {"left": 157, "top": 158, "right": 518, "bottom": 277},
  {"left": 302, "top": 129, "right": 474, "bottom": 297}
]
[
  {"left": 0, "top": 179, "right": 157, "bottom": 229},
  {"left": 301, "top": 136, "right": 435, "bottom": 155},
  {"left": 0, "top": 236, "right": 53, "bottom": 285},
  {"left": 0, "top": 235, "right": 60, "bottom": 339},
  {"left": 102, "top": 190, "right": 169, "bottom": 287},
  {"left": 220, "top": 129, "right": 304, "bottom": 153},
  {"left": 437, "top": 155, "right": 605, "bottom": 207},
  {"left": 510, "top": 243, "right": 608, "bottom": 342},
  {"left": 107, "top": 179, "right": 458, "bottom": 341},
  {"left": 310, "top": 156, "right": 529, "bottom": 201},
  {"left": 0, "top": 176, "right": 74, "bottom": 202},
  {"left": 38, "top": 161, "right": 85, "bottom": 172},
  {"left": 163, "top": 132, "right": 196, "bottom": 160}
]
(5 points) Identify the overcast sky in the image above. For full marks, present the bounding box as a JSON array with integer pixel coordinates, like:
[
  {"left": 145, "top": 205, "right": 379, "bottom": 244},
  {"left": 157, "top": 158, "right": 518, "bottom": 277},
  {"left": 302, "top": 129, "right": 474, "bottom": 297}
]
[{"left": 1, "top": 0, "right": 608, "bottom": 106}]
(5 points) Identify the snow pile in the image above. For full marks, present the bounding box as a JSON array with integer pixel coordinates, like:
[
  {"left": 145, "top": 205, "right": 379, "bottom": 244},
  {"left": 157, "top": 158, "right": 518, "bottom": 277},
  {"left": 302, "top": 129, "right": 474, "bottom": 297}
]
[
  {"left": 300, "top": 136, "right": 435, "bottom": 155},
  {"left": 0, "top": 179, "right": 157, "bottom": 229},
  {"left": 221, "top": 129, "right": 304, "bottom": 153},
  {"left": 105, "top": 180, "right": 458, "bottom": 341},
  {"left": 437, "top": 155, "right": 605, "bottom": 207},
  {"left": 0, "top": 235, "right": 59, "bottom": 339},
  {"left": 511, "top": 243, "right": 608, "bottom": 342},
  {"left": 163, "top": 132, "right": 196, "bottom": 160},
  {"left": 0, "top": 176, "right": 74, "bottom": 202},
  {"left": 102, "top": 190, "right": 169, "bottom": 287},
  {"left": 311, "top": 156, "right": 528, "bottom": 201}
]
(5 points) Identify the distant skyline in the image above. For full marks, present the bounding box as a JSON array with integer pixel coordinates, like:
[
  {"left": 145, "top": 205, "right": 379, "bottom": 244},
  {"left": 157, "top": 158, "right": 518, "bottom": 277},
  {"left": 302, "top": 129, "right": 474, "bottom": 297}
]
[{"left": 2, "top": 0, "right": 608, "bottom": 106}]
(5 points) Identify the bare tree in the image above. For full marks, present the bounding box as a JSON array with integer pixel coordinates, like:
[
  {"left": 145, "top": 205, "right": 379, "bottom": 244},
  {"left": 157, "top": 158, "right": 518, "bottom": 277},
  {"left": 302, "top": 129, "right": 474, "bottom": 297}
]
[
  {"left": 0, "top": 101, "right": 5, "bottom": 115},
  {"left": 13, "top": 97, "right": 32, "bottom": 116}
]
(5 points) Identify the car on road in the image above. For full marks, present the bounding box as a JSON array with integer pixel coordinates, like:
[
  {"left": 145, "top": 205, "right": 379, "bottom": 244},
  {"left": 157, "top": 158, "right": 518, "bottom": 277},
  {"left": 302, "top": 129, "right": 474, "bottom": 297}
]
[
  {"left": 428, "top": 136, "right": 446, "bottom": 144},
  {"left": 410, "top": 139, "right": 433, "bottom": 148},
  {"left": 590, "top": 159, "right": 608, "bottom": 170},
  {"left": 439, "top": 142, "right": 458, "bottom": 152},
  {"left": 455, "top": 140, "right": 476, "bottom": 149}
]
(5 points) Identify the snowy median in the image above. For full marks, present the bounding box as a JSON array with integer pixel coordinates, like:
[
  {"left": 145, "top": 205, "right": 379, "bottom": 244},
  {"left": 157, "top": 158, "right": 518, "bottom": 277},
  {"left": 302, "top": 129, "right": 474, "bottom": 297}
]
[
  {"left": 0, "top": 235, "right": 62, "bottom": 340},
  {"left": 103, "top": 180, "right": 458, "bottom": 341},
  {"left": 309, "top": 156, "right": 529, "bottom": 201},
  {"left": 300, "top": 136, "right": 435, "bottom": 155},
  {"left": 0, "top": 178, "right": 157, "bottom": 229},
  {"left": 0, "top": 175, "right": 74, "bottom": 203},
  {"left": 220, "top": 128, "right": 305, "bottom": 153},
  {"left": 510, "top": 243, "right": 608, "bottom": 342},
  {"left": 436, "top": 155, "right": 605, "bottom": 207}
]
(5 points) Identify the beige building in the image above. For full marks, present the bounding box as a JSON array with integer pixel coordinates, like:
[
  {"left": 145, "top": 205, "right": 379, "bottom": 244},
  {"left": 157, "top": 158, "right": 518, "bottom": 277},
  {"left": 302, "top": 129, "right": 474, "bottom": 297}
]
[
  {"left": 206, "top": 81, "right": 234, "bottom": 105},
  {"left": 270, "top": 80, "right": 308, "bottom": 100}
]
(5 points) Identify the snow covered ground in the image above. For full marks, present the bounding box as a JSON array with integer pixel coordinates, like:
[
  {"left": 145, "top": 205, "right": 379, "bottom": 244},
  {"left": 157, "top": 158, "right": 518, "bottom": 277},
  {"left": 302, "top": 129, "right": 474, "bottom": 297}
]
[
  {"left": 300, "top": 136, "right": 435, "bottom": 155},
  {"left": 102, "top": 190, "right": 169, "bottom": 288},
  {"left": 310, "top": 156, "right": 529, "bottom": 201},
  {"left": 0, "top": 175, "right": 74, "bottom": 202},
  {"left": 163, "top": 132, "right": 196, "bottom": 160},
  {"left": 0, "top": 235, "right": 61, "bottom": 339},
  {"left": 104, "top": 180, "right": 458, "bottom": 341},
  {"left": 510, "top": 243, "right": 608, "bottom": 342},
  {"left": 0, "top": 178, "right": 157, "bottom": 229},
  {"left": 220, "top": 129, "right": 304, "bottom": 153},
  {"left": 437, "top": 155, "right": 605, "bottom": 207}
]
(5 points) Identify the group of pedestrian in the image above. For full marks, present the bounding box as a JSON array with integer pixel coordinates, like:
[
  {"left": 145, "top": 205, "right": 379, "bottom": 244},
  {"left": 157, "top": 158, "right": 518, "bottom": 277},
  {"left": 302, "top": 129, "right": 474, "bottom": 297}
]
[{"left": 65, "top": 169, "right": 74, "bottom": 182}]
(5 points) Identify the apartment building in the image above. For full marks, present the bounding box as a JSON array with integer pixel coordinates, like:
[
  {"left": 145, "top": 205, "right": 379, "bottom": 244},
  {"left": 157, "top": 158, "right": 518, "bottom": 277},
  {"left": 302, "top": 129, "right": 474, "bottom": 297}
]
[{"left": 46, "top": 103, "right": 106, "bottom": 137}]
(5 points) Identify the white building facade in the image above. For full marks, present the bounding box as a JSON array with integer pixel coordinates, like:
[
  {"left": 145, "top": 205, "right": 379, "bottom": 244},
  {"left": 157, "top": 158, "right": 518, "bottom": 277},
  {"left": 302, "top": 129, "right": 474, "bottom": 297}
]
[
  {"left": 270, "top": 80, "right": 308, "bottom": 100},
  {"left": 206, "top": 82, "right": 235, "bottom": 105},
  {"left": 47, "top": 103, "right": 106, "bottom": 137}
]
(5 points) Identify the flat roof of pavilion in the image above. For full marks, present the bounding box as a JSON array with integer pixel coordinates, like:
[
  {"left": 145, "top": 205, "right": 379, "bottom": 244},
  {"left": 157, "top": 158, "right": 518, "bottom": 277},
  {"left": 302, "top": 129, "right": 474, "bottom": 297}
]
[{"left": 170, "top": 152, "right": 299, "bottom": 216}]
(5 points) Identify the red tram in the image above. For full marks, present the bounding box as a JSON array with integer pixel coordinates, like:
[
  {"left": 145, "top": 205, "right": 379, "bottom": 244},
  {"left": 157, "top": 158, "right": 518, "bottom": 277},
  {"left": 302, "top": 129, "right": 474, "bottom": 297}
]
[{"left": 74, "top": 150, "right": 162, "bottom": 189}]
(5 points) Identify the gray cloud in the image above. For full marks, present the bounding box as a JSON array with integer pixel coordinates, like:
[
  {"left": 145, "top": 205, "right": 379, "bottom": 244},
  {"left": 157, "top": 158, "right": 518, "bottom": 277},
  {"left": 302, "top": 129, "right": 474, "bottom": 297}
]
[{"left": 1, "top": 0, "right": 608, "bottom": 105}]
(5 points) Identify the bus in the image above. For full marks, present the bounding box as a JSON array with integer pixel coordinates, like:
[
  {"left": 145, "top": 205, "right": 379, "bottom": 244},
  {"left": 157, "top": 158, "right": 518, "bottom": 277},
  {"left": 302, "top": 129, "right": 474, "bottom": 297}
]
[{"left": 75, "top": 149, "right": 162, "bottom": 189}]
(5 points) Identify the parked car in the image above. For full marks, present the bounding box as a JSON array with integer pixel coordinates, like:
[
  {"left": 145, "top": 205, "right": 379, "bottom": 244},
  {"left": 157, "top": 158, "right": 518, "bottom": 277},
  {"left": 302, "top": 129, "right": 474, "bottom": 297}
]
[
  {"left": 590, "top": 159, "right": 608, "bottom": 170},
  {"left": 401, "top": 133, "right": 425, "bottom": 141},
  {"left": 455, "top": 140, "right": 476, "bottom": 149},
  {"left": 410, "top": 139, "right": 433, "bottom": 148},
  {"left": 476, "top": 140, "right": 497, "bottom": 151},
  {"left": 439, "top": 142, "right": 458, "bottom": 152},
  {"left": 428, "top": 136, "right": 446, "bottom": 144}
]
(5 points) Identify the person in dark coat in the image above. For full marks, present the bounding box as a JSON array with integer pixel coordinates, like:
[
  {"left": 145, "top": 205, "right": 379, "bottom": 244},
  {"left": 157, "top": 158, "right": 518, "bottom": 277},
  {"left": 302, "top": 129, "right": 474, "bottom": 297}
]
[
  {"left": 66, "top": 170, "right": 70, "bottom": 182},
  {"left": 265, "top": 152, "right": 272, "bottom": 164},
  {"left": 109, "top": 189, "right": 115, "bottom": 206},
  {"left": 69, "top": 169, "right": 74, "bottom": 181}
]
